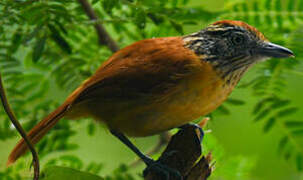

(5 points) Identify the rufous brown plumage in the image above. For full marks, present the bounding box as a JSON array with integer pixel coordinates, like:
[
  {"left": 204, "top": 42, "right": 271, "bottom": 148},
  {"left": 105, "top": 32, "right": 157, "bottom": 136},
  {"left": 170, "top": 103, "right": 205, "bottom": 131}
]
[{"left": 7, "top": 20, "right": 294, "bottom": 167}]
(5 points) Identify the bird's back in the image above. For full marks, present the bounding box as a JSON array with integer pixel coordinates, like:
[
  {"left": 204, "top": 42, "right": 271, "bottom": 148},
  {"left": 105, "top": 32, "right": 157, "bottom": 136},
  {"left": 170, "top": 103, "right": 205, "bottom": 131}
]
[{"left": 65, "top": 37, "right": 235, "bottom": 136}]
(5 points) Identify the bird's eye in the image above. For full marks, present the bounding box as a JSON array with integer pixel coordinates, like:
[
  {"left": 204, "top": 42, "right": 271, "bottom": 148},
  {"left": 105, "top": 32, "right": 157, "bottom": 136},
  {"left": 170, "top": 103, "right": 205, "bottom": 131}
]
[{"left": 231, "top": 33, "right": 245, "bottom": 45}]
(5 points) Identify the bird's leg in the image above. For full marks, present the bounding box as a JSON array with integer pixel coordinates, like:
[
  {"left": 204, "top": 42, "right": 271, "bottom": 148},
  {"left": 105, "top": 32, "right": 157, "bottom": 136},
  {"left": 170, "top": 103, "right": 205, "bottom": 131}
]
[
  {"left": 179, "top": 123, "right": 204, "bottom": 143},
  {"left": 110, "top": 130, "right": 154, "bottom": 165},
  {"left": 110, "top": 130, "right": 182, "bottom": 180}
]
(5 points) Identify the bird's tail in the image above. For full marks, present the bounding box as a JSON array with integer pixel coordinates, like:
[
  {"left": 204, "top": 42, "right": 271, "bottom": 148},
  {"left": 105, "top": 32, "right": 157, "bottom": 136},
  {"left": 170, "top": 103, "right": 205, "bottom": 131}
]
[{"left": 6, "top": 102, "right": 70, "bottom": 166}]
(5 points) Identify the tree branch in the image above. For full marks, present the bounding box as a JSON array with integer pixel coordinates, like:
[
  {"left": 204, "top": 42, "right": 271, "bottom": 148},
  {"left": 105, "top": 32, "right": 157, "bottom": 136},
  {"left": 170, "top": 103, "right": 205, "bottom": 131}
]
[
  {"left": 77, "top": 0, "right": 120, "bottom": 52},
  {"left": 0, "top": 73, "right": 40, "bottom": 180},
  {"left": 144, "top": 125, "right": 213, "bottom": 180}
]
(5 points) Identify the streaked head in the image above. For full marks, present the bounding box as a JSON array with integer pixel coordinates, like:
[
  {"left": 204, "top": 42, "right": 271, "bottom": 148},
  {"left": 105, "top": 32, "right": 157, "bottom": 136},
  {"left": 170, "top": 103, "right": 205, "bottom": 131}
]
[
  {"left": 184, "top": 20, "right": 294, "bottom": 82},
  {"left": 210, "top": 20, "right": 293, "bottom": 59}
]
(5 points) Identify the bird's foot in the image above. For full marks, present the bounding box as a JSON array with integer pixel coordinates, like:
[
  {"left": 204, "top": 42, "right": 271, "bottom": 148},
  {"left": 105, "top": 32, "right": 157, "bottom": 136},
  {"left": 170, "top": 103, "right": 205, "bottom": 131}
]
[
  {"left": 179, "top": 123, "right": 204, "bottom": 143},
  {"left": 143, "top": 160, "right": 182, "bottom": 180}
]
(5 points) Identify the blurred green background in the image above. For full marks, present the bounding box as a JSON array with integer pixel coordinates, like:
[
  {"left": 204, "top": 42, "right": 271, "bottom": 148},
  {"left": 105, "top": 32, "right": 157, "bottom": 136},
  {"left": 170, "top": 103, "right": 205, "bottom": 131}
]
[{"left": 0, "top": 0, "right": 303, "bottom": 179}]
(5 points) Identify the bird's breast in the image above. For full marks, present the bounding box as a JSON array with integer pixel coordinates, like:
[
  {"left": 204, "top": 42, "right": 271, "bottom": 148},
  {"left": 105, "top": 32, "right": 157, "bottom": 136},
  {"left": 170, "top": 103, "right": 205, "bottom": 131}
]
[{"left": 125, "top": 62, "right": 235, "bottom": 136}]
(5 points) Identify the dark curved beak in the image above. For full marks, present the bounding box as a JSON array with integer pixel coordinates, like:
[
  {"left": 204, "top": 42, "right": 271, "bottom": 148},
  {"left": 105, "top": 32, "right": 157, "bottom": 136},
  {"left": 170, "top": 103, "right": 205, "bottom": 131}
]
[{"left": 257, "top": 42, "right": 294, "bottom": 58}]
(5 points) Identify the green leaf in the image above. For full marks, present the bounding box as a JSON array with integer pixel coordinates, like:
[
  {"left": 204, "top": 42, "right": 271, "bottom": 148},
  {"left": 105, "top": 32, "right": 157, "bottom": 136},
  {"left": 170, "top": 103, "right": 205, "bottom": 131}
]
[
  {"left": 226, "top": 98, "right": 245, "bottom": 105},
  {"left": 241, "top": 2, "right": 248, "bottom": 12},
  {"left": 264, "top": 0, "right": 272, "bottom": 10},
  {"left": 284, "top": 149, "right": 292, "bottom": 160},
  {"left": 297, "top": 154, "right": 303, "bottom": 171},
  {"left": 60, "top": 155, "right": 83, "bottom": 169},
  {"left": 172, "top": 0, "right": 178, "bottom": 7},
  {"left": 263, "top": 117, "right": 276, "bottom": 133},
  {"left": 253, "top": 97, "right": 275, "bottom": 114},
  {"left": 287, "top": 0, "right": 295, "bottom": 11},
  {"left": 170, "top": 20, "right": 184, "bottom": 34},
  {"left": 87, "top": 123, "right": 96, "bottom": 136},
  {"left": 54, "top": 20, "right": 68, "bottom": 35},
  {"left": 278, "top": 136, "right": 288, "bottom": 153},
  {"left": 252, "top": 1, "right": 260, "bottom": 25},
  {"left": 21, "top": 3, "right": 46, "bottom": 24},
  {"left": 284, "top": 121, "right": 303, "bottom": 128},
  {"left": 48, "top": 24, "right": 72, "bottom": 54},
  {"left": 147, "top": 12, "right": 164, "bottom": 25},
  {"left": 291, "top": 129, "right": 303, "bottom": 136},
  {"left": 85, "top": 162, "right": 103, "bottom": 174},
  {"left": 32, "top": 36, "right": 47, "bottom": 62},
  {"left": 299, "top": 0, "right": 303, "bottom": 11},
  {"left": 275, "top": 0, "right": 282, "bottom": 11},
  {"left": 182, "top": 21, "right": 198, "bottom": 25},
  {"left": 287, "top": 0, "right": 296, "bottom": 24},
  {"left": 216, "top": 105, "right": 230, "bottom": 115},
  {"left": 276, "top": 107, "right": 298, "bottom": 117},
  {"left": 24, "top": 25, "right": 43, "bottom": 43},
  {"left": 102, "top": 0, "right": 118, "bottom": 14},
  {"left": 10, "top": 31, "right": 22, "bottom": 53},
  {"left": 271, "top": 99, "right": 290, "bottom": 109},
  {"left": 134, "top": 8, "right": 146, "bottom": 29},
  {"left": 254, "top": 108, "right": 271, "bottom": 121},
  {"left": 265, "top": 14, "right": 273, "bottom": 26},
  {"left": 41, "top": 166, "right": 104, "bottom": 180},
  {"left": 92, "top": 0, "right": 99, "bottom": 4},
  {"left": 182, "top": 0, "right": 190, "bottom": 5},
  {"left": 275, "top": 0, "right": 283, "bottom": 28}
]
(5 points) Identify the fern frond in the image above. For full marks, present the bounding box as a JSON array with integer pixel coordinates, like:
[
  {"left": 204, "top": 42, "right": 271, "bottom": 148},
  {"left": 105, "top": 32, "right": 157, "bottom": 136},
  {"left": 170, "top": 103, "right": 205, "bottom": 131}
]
[
  {"left": 220, "top": 0, "right": 303, "bottom": 31},
  {"left": 219, "top": 0, "right": 303, "bottom": 171}
]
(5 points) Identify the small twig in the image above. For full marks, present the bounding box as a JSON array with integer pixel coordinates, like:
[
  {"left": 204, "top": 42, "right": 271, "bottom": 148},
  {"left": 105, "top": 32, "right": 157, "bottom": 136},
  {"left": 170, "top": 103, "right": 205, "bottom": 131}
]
[
  {"left": 77, "top": 0, "right": 120, "bottom": 52},
  {"left": 0, "top": 73, "right": 40, "bottom": 180}
]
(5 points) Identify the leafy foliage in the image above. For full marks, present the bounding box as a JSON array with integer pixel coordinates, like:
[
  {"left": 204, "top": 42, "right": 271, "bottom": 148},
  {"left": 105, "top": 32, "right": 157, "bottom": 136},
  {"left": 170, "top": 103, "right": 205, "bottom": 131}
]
[
  {"left": 216, "top": 0, "right": 303, "bottom": 171},
  {"left": 0, "top": 0, "right": 303, "bottom": 179}
]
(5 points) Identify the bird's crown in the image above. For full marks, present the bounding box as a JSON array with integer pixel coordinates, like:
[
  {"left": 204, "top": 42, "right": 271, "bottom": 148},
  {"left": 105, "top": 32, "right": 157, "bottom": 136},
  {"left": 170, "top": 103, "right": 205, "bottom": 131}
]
[{"left": 208, "top": 20, "right": 267, "bottom": 41}]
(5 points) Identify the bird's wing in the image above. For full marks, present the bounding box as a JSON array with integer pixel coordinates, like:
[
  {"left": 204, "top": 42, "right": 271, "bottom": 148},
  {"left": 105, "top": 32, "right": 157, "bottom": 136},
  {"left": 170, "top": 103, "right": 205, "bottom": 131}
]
[{"left": 72, "top": 37, "right": 202, "bottom": 104}]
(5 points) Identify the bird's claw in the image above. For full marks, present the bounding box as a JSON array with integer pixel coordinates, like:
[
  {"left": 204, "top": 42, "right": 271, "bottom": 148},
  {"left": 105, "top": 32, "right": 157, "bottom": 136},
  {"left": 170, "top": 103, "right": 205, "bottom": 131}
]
[{"left": 143, "top": 160, "right": 182, "bottom": 180}]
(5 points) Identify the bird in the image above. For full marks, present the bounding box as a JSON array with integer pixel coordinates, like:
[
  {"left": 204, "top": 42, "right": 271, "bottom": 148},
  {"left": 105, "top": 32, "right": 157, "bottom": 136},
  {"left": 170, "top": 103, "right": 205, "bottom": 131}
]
[{"left": 7, "top": 20, "right": 293, "bottom": 177}]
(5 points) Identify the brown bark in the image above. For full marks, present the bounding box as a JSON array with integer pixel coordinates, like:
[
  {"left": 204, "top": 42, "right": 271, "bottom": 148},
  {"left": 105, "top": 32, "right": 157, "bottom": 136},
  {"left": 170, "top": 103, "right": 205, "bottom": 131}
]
[{"left": 77, "top": 0, "right": 120, "bottom": 52}]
